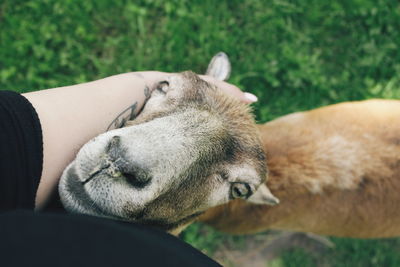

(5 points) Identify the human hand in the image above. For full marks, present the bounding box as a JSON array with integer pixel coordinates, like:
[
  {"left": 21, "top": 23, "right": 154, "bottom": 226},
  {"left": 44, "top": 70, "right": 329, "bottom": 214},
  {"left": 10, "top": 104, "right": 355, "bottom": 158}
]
[
  {"left": 135, "top": 71, "right": 257, "bottom": 104},
  {"left": 199, "top": 75, "right": 258, "bottom": 104}
]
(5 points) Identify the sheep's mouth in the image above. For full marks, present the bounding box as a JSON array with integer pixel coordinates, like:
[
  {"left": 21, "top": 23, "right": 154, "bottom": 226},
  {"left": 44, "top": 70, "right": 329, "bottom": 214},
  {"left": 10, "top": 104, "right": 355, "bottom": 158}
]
[
  {"left": 61, "top": 163, "right": 149, "bottom": 222},
  {"left": 60, "top": 164, "right": 105, "bottom": 216},
  {"left": 81, "top": 163, "right": 111, "bottom": 185}
]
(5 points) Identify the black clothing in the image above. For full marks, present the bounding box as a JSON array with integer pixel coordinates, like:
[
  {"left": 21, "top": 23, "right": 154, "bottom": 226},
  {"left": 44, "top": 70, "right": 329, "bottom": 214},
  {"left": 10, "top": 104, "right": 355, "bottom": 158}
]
[
  {"left": 0, "top": 211, "right": 220, "bottom": 267},
  {"left": 0, "top": 90, "right": 220, "bottom": 267},
  {"left": 0, "top": 91, "right": 43, "bottom": 210}
]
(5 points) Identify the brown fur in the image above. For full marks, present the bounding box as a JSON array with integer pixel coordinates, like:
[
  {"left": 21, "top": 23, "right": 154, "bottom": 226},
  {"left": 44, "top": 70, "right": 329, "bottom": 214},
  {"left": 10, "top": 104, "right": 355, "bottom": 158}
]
[{"left": 200, "top": 99, "right": 400, "bottom": 238}]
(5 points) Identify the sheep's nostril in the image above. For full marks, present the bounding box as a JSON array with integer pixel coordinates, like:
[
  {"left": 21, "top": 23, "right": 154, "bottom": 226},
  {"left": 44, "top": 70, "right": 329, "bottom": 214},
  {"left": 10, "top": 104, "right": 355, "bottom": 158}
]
[
  {"left": 106, "top": 135, "right": 121, "bottom": 157},
  {"left": 104, "top": 135, "right": 151, "bottom": 187},
  {"left": 123, "top": 172, "right": 135, "bottom": 182},
  {"left": 110, "top": 135, "right": 120, "bottom": 147},
  {"left": 122, "top": 171, "right": 151, "bottom": 188}
]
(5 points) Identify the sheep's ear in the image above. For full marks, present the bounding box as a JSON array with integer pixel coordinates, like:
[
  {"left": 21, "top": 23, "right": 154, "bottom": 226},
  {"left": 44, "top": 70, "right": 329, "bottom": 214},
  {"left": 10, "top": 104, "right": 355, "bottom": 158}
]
[
  {"left": 206, "top": 52, "right": 231, "bottom": 81},
  {"left": 247, "top": 184, "right": 280, "bottom": 205}
]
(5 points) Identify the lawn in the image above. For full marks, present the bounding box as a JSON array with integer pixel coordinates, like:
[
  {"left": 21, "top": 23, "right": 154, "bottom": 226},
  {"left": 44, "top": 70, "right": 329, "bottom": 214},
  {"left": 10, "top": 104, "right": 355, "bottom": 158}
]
[{"left": 1, "top": 0, "right": 400, "bottom": 265}]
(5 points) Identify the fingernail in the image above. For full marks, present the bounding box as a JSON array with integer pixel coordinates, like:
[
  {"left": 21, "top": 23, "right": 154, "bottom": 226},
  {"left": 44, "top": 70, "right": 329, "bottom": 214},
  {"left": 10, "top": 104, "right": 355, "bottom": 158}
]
[{"left": 244, "top": 92, "right": 258, "bottom": 103}]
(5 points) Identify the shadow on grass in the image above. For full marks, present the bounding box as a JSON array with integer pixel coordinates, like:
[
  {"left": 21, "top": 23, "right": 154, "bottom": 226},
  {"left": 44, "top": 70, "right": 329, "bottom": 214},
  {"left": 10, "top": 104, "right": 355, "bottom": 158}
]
[{"left": 182, "top": 223, "right": 400, "bottom": 267}]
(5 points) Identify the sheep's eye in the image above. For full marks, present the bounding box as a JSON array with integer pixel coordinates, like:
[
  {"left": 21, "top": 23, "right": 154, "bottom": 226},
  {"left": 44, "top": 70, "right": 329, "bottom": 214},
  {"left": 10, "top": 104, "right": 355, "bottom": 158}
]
[
  {"left": 157, "top": 81, "right": 169, "bottom": 94},
  {"left": 231, "top": 182, "right": 251, "bottom": 199}
]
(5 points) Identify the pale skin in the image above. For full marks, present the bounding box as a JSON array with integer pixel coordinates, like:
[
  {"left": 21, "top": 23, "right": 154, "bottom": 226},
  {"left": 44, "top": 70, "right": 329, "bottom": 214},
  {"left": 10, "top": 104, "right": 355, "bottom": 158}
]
[{"left": 22, "top": 71, "right": 257, "bottom": 210}]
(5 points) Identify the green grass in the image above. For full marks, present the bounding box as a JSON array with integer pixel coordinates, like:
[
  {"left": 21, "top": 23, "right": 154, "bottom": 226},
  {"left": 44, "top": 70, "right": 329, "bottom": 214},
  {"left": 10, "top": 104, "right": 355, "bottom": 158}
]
[
  {"left": 182, "top": 224, "right": 400, "bottom": 266},
  {"left": 2, "top": 0, "right": 400, "bottom": 265}
]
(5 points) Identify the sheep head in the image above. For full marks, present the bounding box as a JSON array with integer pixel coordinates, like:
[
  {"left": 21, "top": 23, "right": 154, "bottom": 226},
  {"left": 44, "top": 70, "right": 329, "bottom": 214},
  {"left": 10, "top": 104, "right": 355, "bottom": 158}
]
[{"left": 59, "top": 54, "right": 278, "bottom": 233}]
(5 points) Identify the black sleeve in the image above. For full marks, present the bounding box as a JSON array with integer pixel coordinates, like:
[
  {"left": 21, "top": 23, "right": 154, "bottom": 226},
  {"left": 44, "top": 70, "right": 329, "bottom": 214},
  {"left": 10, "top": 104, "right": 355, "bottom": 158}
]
[
  {"left": 0, "top": 211, "right": 221, "bottom": 267},
  {"left": 0, "top": 90, "right": 43, "bottom": 211}
]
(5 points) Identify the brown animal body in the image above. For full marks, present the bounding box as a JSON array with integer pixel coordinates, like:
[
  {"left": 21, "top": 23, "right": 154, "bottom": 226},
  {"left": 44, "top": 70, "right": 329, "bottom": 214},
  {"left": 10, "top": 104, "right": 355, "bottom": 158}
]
[{"left": 200, "top": 99, "right": 400, "bottom": 238}]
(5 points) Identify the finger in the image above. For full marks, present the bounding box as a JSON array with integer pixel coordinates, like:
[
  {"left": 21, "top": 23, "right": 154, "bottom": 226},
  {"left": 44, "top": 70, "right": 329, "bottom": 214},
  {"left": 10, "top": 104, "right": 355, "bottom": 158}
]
[{"left": 200, "top": 75, "right": 258, "bottom": 104}]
